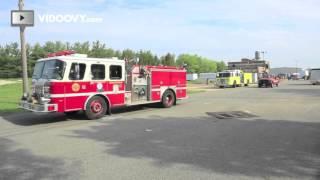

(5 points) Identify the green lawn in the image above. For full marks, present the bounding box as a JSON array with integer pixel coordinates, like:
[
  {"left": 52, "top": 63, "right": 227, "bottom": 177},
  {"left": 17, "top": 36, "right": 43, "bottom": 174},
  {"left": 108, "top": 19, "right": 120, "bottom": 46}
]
[
  {"left": 0, "top": 82, "right": 24, "bottom": 114},
  {"left": 187, "top": 80, "right": 204, "bottom": 84}
]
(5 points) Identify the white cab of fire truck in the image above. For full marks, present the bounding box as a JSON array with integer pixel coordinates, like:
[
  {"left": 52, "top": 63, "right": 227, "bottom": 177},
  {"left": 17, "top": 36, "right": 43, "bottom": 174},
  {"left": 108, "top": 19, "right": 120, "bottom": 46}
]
[{"left": 20, "top": 50, "right": 124, "bottom": 116}]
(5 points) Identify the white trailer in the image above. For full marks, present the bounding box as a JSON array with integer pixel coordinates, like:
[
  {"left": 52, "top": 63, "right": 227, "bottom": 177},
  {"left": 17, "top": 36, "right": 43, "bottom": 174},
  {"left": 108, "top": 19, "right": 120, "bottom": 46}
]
[
  {"left": 187, "top": 73, "right": 198, "bottom": 81},
  {"left": 310, "top": 69, "right": 320, "bottom": 85},
  {"left": 198, "top": 73, "right": 216, "bottom": 84},
  {"left": 199, "top": 73, "right": 217, "bottom": 80}
]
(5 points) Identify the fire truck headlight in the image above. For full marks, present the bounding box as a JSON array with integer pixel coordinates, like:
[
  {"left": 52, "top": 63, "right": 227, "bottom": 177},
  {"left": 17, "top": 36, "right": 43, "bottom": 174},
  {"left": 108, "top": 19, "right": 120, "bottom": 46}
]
[
  {"left": 41, "top": 97, "right": 51, "bottom": 103},
  {"left": 43, "top": 93, "right": 51, "bottom": 99},
  {"left": 43, "top": 82, "right": 51, "bottom": 99},
  {"left": 43, "top": 86, "right": 50, "bottom": 93}
]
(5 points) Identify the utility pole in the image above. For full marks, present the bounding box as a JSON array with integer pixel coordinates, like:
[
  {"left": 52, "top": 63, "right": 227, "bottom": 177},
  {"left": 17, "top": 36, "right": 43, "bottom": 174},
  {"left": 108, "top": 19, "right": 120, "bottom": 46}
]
[
  {"left": 261, "top": 51, "right": 267, "bottom": 61},
  {"left": 18, "top": 0, "right": 29, "bottom": 100}
]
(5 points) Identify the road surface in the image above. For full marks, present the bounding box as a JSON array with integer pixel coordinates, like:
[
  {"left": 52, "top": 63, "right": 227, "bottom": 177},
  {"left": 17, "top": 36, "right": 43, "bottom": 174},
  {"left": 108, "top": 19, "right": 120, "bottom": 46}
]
[{"left": 0, "top": 80, "right": 319, "bottom": 180}]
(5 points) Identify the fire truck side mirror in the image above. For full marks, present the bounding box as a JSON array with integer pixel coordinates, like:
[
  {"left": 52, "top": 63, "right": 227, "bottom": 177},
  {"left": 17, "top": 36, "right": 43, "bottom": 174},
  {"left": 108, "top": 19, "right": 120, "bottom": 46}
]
[{"left": 139, "top": 68, "right": 146, "bottom": 78}]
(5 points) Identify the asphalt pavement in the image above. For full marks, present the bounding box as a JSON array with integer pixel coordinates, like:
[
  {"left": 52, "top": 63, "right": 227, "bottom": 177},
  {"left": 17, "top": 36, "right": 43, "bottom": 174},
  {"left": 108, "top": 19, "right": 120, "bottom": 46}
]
[{"left": 0, "top": 80, "right": 319, "bottom": 180}]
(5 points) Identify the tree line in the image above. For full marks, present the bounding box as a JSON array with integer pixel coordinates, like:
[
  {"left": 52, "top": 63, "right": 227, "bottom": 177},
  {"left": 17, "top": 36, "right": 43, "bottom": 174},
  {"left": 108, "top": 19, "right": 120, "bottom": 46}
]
[{"left": 0, "top": 41, "right": 226, "bottom": 78}]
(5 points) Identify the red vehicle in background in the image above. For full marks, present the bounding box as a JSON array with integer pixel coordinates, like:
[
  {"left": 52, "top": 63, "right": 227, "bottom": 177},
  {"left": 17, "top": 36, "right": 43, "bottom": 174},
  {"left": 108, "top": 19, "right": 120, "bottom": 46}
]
[
  {"left": 20, "top": 50, "right": 187, "bottom": 119},
  {"left": 258, "top": 74, "right": 280, "bottom": 88}
]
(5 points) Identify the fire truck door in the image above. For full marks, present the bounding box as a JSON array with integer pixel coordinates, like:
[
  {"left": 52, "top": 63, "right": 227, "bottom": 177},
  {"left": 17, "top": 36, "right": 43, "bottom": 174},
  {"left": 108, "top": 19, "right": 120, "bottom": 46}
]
[
  {"left": 147, "top": 75, "right": 151, "bottom": 100},
  {"left": 240, "top": 73, "right": 244, "bottom": 83}
]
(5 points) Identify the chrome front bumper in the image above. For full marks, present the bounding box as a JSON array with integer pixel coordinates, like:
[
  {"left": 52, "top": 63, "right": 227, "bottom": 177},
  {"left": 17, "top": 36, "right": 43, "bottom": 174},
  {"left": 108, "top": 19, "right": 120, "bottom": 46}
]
[{"left": 20, "top": 101, "right": 58, "bottom": 113}]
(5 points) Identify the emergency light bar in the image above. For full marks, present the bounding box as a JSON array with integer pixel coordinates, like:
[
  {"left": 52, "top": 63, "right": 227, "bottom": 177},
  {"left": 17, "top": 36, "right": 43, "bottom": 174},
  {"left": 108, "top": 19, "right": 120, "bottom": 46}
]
[{"left": 47, "top": 50, "right": 76, "bottom": 57}]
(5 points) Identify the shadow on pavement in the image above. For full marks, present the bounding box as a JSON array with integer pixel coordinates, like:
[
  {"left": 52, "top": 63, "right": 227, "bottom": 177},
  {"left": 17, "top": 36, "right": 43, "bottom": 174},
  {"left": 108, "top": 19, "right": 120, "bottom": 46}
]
[
  {"left": 0, "top": 138, "right": 68, "bottom": 180},
  {"left": 111, "top": 104, "right": 162, "bottom": 114},
  {"left": 71, "top": 116, "right": 320, "bottom": 179},
  {"left": 0, "top": 104, "right": 163, "bottom": 126},
  {"left": 287, "top": 83, "right": 315, "bottom": 86},
  {"left": 1, "top": 112, "right": 68, "bottom": 126}
]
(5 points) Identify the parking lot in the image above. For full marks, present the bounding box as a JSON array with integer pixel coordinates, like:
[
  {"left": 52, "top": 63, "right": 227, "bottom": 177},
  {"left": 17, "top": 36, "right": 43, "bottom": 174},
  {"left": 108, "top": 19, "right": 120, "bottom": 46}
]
[{"left": 0, "top": 80, "right": 319, "bottom": 180}]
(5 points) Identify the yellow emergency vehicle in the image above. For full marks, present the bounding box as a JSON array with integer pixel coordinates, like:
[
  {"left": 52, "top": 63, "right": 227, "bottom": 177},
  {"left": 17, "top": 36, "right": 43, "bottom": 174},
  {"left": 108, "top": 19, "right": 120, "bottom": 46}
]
[{"left": 216, "top": 70, "right": 256, "bottom": 88}]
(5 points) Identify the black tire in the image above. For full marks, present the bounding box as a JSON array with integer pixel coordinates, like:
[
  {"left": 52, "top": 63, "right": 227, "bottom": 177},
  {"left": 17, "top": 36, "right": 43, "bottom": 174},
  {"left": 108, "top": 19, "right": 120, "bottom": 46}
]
[
  {"left": 161, "top": 90, "right": 176, "bottom": 108},
  {"left": 233, "top": 81, "right": 237, "bottom": 88},
  {"left": 259, "top": 81, "right": 266, "bottom": 88},
  {"left": 269, "top": 82, "right": 273, "bottom": 88},
  {"left": 245, "top": 80, "right": 250, "bottom": 87},
  {"left": 85, "top": 96, "right": 107, "bottom": 120}
]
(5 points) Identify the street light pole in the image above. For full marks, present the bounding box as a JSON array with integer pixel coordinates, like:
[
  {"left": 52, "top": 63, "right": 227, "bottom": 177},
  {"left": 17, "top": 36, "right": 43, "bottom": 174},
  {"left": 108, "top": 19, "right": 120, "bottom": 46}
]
[{"left": 18, "top": 0, "right": 29, "bottom": 100}]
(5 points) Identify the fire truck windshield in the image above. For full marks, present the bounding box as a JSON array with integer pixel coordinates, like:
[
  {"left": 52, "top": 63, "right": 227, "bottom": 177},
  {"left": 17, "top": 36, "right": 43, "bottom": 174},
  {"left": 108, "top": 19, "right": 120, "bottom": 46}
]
[
  {"left": 32, "top": 59, "right": 66, "bottom": 80},
  {"left": 218, "top": 72, "right": 231, "bottom": 78}
]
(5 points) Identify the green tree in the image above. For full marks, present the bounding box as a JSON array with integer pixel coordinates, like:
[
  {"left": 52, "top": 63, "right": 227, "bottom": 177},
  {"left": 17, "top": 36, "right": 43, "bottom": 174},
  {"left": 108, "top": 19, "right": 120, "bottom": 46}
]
[
  {"left": 161, "top": 53, "right": 175, "bottom": 66},
  {"left": 153, "top": 55, "right": 160, "bottom": 65},
  {"left": 176, "top": 54, "right": 219, "bottom": 73},
  {"left": 90, "top": 41, "right": 116, "bottom": 58},
  {"left": 114, "top": 50, "right": 122, "bottom": 59},
  {"left": 0, "top": 41, "right": 222, "bottom": 78},
  {"left": 72, "top": 41, "right": 90, "bottom": 54},
  {"left": 217, "top": 61, "right": 227, "bottom": 72},
  {"left": 200, "top": 58, "right": 217, "bottom": 73},
  {"left": 176, "top": 54, "right": 201, "bottom": 73},
  {"left": 137, "top": 50, "right": 156, "bottom": 65},
  {"left": 0, "top": 43, "right": 21, "bottom": 78},
  {"left": 28, "top": 43, "right": 45, "bottom": 75},
  {"left": 43, "top": 41, "right": 56, "bottom": 53},
  {"left": 122, "top": 49, "right": 136, "bottom": 60}
]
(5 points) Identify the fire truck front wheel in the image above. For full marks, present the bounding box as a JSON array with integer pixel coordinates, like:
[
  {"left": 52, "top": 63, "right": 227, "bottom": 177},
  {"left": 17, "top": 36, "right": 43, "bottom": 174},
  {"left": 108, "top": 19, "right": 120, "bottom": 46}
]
[
  {"left": 161, "top": 90, "right": 176, "bottom": 108},
  {"left": 232, "top": 81, "right": 237, "bottom": 88},
  {"left": 85, "top": 96, "right": 108, "bottom": 120}
]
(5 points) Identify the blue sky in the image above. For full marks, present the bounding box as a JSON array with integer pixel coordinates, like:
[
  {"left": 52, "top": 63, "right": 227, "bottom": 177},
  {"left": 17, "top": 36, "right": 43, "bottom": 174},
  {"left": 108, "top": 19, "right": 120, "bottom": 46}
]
[{"left": 1, "top": 0, "right": 320, "bottom": 68}]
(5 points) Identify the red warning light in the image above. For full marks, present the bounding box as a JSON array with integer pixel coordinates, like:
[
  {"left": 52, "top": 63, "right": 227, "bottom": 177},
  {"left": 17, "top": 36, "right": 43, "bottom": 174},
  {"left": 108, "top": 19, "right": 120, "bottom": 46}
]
[{"left": 47, "top": 50, "right": 76, "bottom": 58}]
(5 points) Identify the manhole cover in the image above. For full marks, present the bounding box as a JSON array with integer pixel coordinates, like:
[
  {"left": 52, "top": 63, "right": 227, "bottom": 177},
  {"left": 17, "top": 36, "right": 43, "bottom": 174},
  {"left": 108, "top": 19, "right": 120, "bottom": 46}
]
[{"left": 206, "top": 111, "right": 258, "bottom": 119}]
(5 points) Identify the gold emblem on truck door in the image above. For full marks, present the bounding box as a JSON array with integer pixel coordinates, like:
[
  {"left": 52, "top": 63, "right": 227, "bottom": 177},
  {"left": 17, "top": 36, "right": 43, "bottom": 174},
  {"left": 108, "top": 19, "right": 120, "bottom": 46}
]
[{"left": 72, "top": 83, "right": 81, "bottom": 92}]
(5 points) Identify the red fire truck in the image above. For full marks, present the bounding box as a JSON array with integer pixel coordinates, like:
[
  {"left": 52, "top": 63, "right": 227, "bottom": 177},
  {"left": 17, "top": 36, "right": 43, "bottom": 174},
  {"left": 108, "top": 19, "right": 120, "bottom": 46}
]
[{"left": 20, "top": 50, "right": 187, "bottom": 119}]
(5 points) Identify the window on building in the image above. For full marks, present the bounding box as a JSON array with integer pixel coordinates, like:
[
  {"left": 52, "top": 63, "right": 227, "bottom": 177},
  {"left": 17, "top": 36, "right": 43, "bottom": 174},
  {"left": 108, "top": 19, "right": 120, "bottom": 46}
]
[
  {"left": 91, "top": 64, "right": 105, "bottom": 80},
  {"left": 110, "top": 65, "right": 122, "bottom": 80},
  {"left": 69, "top": 63, "right": 86, "bottom": 80}
]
